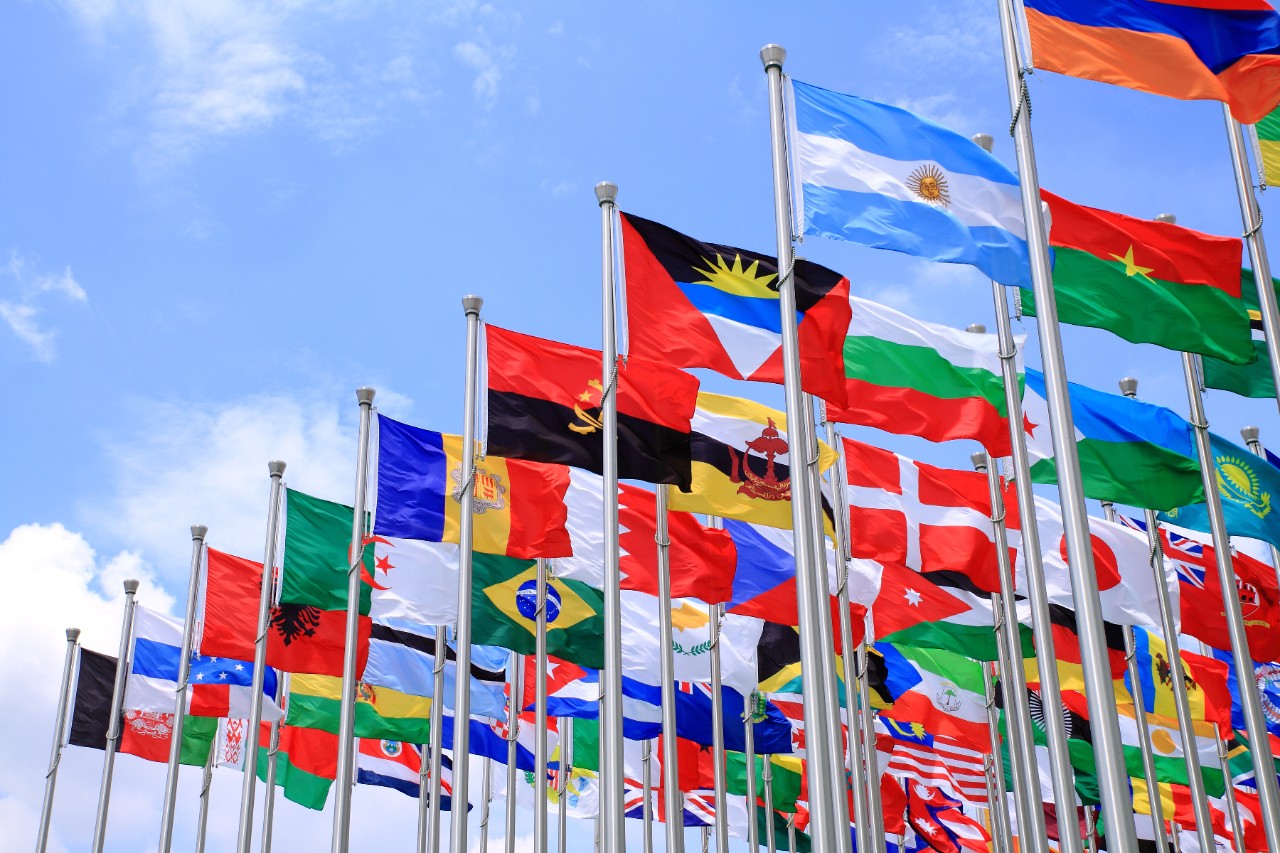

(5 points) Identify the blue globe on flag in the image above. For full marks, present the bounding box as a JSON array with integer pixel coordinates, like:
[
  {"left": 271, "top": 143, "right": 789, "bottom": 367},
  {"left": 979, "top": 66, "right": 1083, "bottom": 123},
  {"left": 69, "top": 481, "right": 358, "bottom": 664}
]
[
  {"left": 380, "top": 740, "right": 401, "bottom": 757},
  {"left": 515, "top": 579, "right": 562, "bottom": 623}
]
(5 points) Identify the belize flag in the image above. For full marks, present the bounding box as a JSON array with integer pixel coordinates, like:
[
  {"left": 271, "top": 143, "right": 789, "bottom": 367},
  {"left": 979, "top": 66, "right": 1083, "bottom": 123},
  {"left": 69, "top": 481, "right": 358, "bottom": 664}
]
[{"left": 788, "top": 79, "right": 1032, "bottom": 288}]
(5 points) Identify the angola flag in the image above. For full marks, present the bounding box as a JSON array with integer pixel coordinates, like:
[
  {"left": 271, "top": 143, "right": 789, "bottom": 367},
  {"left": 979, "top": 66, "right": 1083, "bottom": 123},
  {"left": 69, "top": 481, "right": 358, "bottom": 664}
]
[
  {"left": 485, "top": 325, "right": 699, "bottom": 488},
  {"left": 619, "top": 212, "right": 851, "bottom": 406},
  {"left": 1022, "top": 191, "right": 1251, "bottom": 363}
]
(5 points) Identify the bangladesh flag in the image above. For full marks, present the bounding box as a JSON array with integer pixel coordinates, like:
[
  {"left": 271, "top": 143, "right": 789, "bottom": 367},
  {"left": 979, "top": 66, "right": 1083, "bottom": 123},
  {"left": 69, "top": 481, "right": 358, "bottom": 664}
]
[
  {"left": 471, "top": 552, "right": 605, "bottom": 670},
  {"left": 1203, "top": 268, "right": 1279, "bottom": 399},
  {"left": 1024, "top": 191, "right": 1252, "bottom": 364}
]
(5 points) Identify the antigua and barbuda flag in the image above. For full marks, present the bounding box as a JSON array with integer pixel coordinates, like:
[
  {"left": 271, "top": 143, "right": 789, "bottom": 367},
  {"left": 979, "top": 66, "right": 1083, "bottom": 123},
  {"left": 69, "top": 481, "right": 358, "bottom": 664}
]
[
  {"left": 788, "top": 78, "right": 1032, "bottom": 288},
  {"left": 619, "top": 212, "right": 852, "bottom": 406}
]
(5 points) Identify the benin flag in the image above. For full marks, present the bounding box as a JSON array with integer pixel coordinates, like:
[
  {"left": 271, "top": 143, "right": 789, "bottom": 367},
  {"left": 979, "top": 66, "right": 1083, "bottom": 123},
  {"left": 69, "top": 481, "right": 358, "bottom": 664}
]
[
  {"left": 668, "top": 392, "right": 836, "bottom": 531},
  {"left": 374, "top": 414, "right": 571, "bottom": 559},
  {"left": 286, "top": 673, "right": 433, "bottom": 744},
  {"left": 1022, "top": 191, "right": 1251, "bottom": 363},
  {"left": 470, "top": 552, "right": 605, "bottom": 669},
  {"left": 1203, "top": 268, "right": 1279, "bottom": 399}
]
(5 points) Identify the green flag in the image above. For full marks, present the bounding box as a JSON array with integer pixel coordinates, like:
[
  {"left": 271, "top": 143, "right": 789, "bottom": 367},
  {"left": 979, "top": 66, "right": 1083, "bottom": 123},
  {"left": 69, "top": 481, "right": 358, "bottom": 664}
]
[
  {"left": 726, "top": 752, "right": 804, "bottom": 813},
  {"left": 1255, "top": 109, "right": 1280, "bottom": 185},
  {"left": 1203, "top": 268, "right": 1278, "bottom": 399},
  {"left": 279, "top": 488, "right": 373, "bottom": 612}
]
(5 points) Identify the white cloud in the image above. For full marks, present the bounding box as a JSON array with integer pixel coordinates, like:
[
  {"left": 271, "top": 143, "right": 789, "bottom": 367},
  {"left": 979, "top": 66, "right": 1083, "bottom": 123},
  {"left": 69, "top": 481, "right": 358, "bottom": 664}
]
[
  {"left": 454, "top": 39, "right": 515, "bottom": 105},
  {"left": 0, "top": 252, "right": 87, "bottom": 362}
]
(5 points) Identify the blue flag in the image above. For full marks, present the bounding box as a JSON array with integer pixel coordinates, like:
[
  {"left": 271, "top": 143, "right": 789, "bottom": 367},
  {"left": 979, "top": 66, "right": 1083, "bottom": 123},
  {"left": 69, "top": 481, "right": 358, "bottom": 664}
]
[{"left": 1159, "top": 432, "right": 1280, "bottom": 550}]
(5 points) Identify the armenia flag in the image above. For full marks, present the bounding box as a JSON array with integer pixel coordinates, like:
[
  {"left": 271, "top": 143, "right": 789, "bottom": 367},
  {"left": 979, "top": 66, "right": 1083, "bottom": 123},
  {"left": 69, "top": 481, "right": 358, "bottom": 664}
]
[
  {"left": 619, "top": 212, "right": 851, "bottom": 406},
  {"left": 1024, "top": 0, "right": 1280, "bottom": 124},
  {"left": 1160, "top": 431, "right": 1280, "bottom": 549},
  {"left": 788, "top": 78, "right": 1032, "bottom": 287}
]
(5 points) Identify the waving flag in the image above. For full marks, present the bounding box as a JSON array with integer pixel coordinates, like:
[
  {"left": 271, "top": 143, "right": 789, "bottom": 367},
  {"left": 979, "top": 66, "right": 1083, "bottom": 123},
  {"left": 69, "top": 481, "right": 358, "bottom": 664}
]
[
  {"left": 1203, "top": 268, "right": 1280, "bottom": 398},
  {"left": 880, "top": 644, "right": 990, "bottom": 749},
  {"left": 1160, "top": 431, "right": 1280, "bottom": 550},
  {"left": 872, "top": 562, "right": 1019, "bottom": 662},
  {"left": 619, "top": 212, "right": 851, "bottom": 405},
  {"left": 881, "top": 717, "right": 989, "bottom": 806},
  {"left": 363, "top": 624, "right": 509, "bottom": 718},
  {"left": 356, "top": 739, "right": 423, "bottom": 798},
  {"left": 789, "top": 78, "right": 1031, "bottom": 287},
  {"left": 217, "top": 720, "right": 338, "bottom": 811}
]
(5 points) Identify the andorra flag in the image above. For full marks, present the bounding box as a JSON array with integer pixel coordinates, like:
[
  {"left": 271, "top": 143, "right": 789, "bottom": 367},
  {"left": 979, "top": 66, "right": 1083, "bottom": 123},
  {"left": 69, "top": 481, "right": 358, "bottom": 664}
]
[
  {"left": 1024, "top": 0, "right": 1280, "bottom": 123},
  {"left": 619, "top": 212, "right": 851, "bottom": 407}
]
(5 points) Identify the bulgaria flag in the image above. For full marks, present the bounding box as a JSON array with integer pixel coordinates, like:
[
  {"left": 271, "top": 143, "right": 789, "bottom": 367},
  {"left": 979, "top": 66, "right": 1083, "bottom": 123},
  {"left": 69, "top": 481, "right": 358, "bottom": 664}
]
[
  {"left": 880, "top": 643, "right": 990, "bottom": 749},
  {"left": 828, "top": 296, "right": 1020, "bottom": 456}
]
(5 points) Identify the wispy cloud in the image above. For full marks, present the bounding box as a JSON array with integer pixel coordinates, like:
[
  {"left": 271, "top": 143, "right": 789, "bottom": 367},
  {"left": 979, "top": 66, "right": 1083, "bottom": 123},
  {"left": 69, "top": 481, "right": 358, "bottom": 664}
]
[
  {"left": 0, "top": 252, "right": 87, "bottom": 362},
  {"left": 454, "top": 39, "right": 517, "bottom": 106}
]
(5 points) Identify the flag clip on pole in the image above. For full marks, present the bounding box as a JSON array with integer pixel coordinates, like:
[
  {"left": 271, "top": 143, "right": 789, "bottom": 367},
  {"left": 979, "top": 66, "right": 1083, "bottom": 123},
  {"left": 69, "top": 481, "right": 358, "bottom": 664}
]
[
  {"left": 158, "top": 523, "right": 208, "bottom": 853},
  {"left": 90, "top": 578, "right": 140, "bottom": 853},
  {"left": 450, "top": 294, "right": 486, "bottom": 853},
  {"left": 743, "top": 691, "right": 760, "bottom": 853},
  {"left": 1223, "top": 108, "right": 1280, "bottom": 413},
  {"left": 1120, "top": 378, "right": 1216, "bottom": 853},
  {"left": 331, "top": 387, "right": 376, "bottom": 853},
  {"left": 762, "top": 752, "right": 777, "bottom": 853},
  {"left": 981, "top": 660, "right": 1013, "bottom": 853},
  {"left": 1180, "top": 351, "right": 1280, "bottom": 849},
  {"left": 36, "top": 626, "right": 80, "bottom": 853},
  {"left": 504, "top": 653, "right": 522, "bottom": 853},
  {"left": 194, "top": 741, "right": 214, "bottom": 853},
  {"left": 1216, "top": 736, "right": 1248, "bottom": 853},
  {"left": 995, "top": 3, "right": 1138, "bottom": 850},
  {"left": 641, "top": 738, "right": 655, "bottom": 853},
  {"left": 558, "top": 716, "right": 574, "bottom": 853},
  {"left": 654, "top": 484, "right": 686, "bottom": 853},
  {"left": 425, "top": 626, "right": 447, "bottom": 853},
  {"left": 1240, "top": 426, "right": 1280, "bottom": 593},
  {"left": 594, "top": 179, "right": 628, "bottom": 853},
  {"left": 236, "top": 460, "right": 287, "bottom": 853},
  {"left": 759, "top": 43, "right": 844, "bottom": 853},
  {"left": 534, "top": 558, "right": 549, "bottom": 853}
]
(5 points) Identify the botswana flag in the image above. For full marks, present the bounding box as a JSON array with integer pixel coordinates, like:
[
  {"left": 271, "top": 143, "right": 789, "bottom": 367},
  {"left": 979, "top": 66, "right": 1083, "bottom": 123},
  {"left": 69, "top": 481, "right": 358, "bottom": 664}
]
[{"left": 485, "top": 326, "right": 699, "bottom": 489}]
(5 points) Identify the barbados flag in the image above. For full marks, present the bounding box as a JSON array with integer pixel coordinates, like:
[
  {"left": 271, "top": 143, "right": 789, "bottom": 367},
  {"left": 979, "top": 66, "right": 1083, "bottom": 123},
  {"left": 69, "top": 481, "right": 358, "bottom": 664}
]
[
  {"left": 788, "top": 79, "right": 1032, "bottom": 288},
  {"left": 1025, "top": 0, "right": 1280, "bottom": 124}
]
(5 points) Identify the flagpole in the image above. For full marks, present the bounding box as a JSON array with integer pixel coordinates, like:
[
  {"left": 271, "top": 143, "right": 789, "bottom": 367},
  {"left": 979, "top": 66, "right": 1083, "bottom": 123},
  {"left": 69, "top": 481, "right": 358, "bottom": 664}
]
[
  {"left": 762, "top": 753, "right": 777, "bottom": 853},
  {"left": 535, "top": 557, "right": 550, "bottom": 853},
  {"left": 743, "top": 693, "right": 759, "bottom": 853},
  {"left": 194, "top": 743, "right": 214, "bottom": 853},
  {"left": 786, "top": 813, "right": 797, "bottom": 852},
  {"left": 90, "top": 578, "right": 140, "bottom": 853},
  {"left": 558, "top": 716, "right": 573, "bottom": 853},
  {"left": 236, "top": 460, "right": 287, "bottom": 853},
  {"left": 1083, "top": 807, "right": 1097, "bottom": 853},
  {"left": 260, "top": 673, "right": 286, "bottom": 853},
  {"left": 642, "top": 738, "right": 654, "bottom": 853},
  {"left": 36, "top": 627, "right": 80, "bottom": 853},
  {"left": 1222, "top": 108, "right": 1280, "bottom": 413},
  {"left": 426, "top": 625, "right": 447, "bottom": 853},
  {"left": 982, "top": 660, "right": 1013, "bottom": 853},
  {"left": 1216, "top": 736, "right": 1247, "bottom": 853},
  {"left": 1239, "top": 426, "right": 1280, "bottom": 592},
  {"left": 997, "top": 4, "right": 1138, "bottom": 850},
  {"left": 1179, "top": 351, "right": 1280, "bottom": 849},
  {"left": 505, "top": 653, "right": 523, "bottom": 853},
  {"left": 331, "top": 387, "right": 376, "bottom": 853},
  {"left": 823, "top": 416, "right": 875, "bottom": 853},
  {"left": 974, "top": 451, "right": 1050, "bottom": 853},
  {"left": 479, "top": 757, "right": 493, "bottom": 851},
  {"left": 708, "top": 605, "right": 729, "bottom": 853},
  {"left": 759, "top": 43, "right": 843, "bottom": 853},
  {"left": 654, "top": 484, "right": 686, "bottom": 853},
  {"left": 157, "top": 524, "right": 209, "bottom": 852},
  {"left": 1119, "top": 378, "right": 1216, "bottom": 853},
  {"left": 858, "top": 612, "right": 885, "bottom": 847}
]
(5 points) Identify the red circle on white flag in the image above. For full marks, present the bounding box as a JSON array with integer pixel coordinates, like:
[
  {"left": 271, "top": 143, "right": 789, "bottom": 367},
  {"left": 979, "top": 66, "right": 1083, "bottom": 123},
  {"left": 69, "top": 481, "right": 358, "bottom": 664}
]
[{"left": 1059, "top": 533, "right": 1120, "bottom": 590}]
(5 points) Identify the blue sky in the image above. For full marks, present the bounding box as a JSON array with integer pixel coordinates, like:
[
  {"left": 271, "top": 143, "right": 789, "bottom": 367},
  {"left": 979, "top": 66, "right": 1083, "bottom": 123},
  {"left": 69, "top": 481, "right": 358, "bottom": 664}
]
[{"left": 3, "top": 1, "right": 1279, "bottom": 850}]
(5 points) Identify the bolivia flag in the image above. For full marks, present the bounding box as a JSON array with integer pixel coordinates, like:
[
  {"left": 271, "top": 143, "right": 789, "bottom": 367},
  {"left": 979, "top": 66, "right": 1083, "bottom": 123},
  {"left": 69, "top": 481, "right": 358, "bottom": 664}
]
[
  {"left": 286, "top": 673, "right": 434, "bottom": 744},
  {"left": 1023, "top": 191, "right": 1251, "bottom": 363},
  {"left": 1025, "top": 0, "right": 1280, "bottom": 123}
]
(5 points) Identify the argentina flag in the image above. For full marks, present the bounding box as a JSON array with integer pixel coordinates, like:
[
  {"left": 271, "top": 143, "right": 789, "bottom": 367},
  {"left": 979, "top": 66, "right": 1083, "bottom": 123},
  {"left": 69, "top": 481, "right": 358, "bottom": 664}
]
[{"left": 788, "top": 79, "right": 1032, "bottom": 287}]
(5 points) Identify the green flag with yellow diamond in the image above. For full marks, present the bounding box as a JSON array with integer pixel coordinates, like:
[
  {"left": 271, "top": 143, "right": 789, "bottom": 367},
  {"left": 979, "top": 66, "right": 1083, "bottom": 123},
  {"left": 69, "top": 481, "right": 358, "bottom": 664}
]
[
  {"left": 1159, "top": 432, "right": 1280, "bottom": 550},
  {"left": 472, "top": 553, "right": 605, "bottom": 669}
]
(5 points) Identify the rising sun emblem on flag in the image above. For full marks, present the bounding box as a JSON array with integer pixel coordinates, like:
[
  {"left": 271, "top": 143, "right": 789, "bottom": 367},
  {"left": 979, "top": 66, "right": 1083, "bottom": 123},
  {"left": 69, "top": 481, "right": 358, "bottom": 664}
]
[
  {"left": 906, "top": 164, "right": 950, "bottom": 207},
  {"left": 692, "top": 253, "right": 779, "bottom": 299}
]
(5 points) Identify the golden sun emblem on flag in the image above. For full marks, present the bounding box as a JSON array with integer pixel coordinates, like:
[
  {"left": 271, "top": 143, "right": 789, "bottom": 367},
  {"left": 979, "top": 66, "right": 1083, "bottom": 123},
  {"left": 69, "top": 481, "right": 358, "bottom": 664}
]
[
  {"left": 692, "top": 253, "right": 779, "bottom": 299},
  {"left": 906, "top": 164, "right": 950, "bottom": 207}
]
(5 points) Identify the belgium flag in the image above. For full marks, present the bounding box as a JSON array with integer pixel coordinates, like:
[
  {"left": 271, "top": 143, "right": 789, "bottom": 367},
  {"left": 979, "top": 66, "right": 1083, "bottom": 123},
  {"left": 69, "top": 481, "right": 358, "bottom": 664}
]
[{"left": 485, "top": 325, "right": 699, "bottom": 489}]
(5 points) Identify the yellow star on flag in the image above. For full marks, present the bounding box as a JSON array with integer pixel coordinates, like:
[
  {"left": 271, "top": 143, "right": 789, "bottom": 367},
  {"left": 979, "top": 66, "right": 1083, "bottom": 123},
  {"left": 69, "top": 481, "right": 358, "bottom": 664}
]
[{"left": 1109, "top": 245, "right": 1154, "bottom": 278}]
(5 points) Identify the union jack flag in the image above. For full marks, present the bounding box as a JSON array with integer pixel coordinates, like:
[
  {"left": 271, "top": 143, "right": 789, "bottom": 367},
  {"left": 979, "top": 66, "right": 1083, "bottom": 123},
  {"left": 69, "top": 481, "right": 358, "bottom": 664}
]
[{"left": 1121, "top": 515, "right": 1209, "bottom": 590}]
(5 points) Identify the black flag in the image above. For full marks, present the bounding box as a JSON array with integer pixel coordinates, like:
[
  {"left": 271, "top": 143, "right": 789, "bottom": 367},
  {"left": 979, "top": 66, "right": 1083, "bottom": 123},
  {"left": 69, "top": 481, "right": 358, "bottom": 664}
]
[{"left": 68, "top": 648, "right": 117, "bottom": 750}]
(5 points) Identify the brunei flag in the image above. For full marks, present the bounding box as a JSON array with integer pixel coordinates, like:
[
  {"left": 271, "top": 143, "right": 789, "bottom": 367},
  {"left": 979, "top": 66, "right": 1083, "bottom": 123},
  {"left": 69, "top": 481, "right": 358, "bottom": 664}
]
[
  {"left": 619, "top": 213, "right": 851, "bottom": 406},
  {"left": 1024, "top": 0, "right": 1280, "bottom": 124},
  {"left": 485, "top": 325, "right": 698, "bottom": 489}
]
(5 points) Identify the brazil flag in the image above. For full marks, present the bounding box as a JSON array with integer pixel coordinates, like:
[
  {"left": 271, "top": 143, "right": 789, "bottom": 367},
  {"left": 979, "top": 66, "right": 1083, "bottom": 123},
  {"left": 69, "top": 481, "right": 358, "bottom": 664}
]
[{"left": 472, "top": 553, "right": 605, "bottom": 669}]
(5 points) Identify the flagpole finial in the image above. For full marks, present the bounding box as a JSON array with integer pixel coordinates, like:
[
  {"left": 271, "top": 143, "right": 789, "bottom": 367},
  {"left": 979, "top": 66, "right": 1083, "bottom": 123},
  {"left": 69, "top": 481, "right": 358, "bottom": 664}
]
[
  {"left": 268, "top": 460, "right": 286, "bottom": 477},
  {"left": 123, "top": 579, "right": 140, "bottom": 594},
  {"left": 1118, "top": 378, "right": 1139, "bottom": 398},
  {"left": 594, "top": 182, "right": 617, "bottom": 206},
  {"left": 970, "top": 451, "right": 988, "bottom": 472},
  {"left": 971, "top": 133, "right": 995, "bottom": 153},
  {"left": 66, "top": 627, "right": 80, "bottom": 642},
  {"left": 191, "top": 524, "right": 208, "bottom": 541},
  {"left": 1242, "top": 425, "right": 1262, "bottom": 444},
  {"left": 1155, "top": 213, "right": 1177, "bottom": 225},
  {"left": 760, "top": 44, "right": 786, "bottom": 70},
  {"left": 356, "top": 387, "right": 376, "bottom": 406},
  {"left": 462, "top": 295, "right": 483, "bottom": 315},
  {"left": 965, "top": 323, "right": 987, "bottom": 333}
]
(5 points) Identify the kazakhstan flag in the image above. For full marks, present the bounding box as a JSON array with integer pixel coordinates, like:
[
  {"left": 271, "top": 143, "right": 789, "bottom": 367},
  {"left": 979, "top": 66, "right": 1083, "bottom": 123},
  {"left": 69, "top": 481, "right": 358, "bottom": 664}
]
[{"left": 1159, "top": 432, "right": 1280, "bottom": 550}]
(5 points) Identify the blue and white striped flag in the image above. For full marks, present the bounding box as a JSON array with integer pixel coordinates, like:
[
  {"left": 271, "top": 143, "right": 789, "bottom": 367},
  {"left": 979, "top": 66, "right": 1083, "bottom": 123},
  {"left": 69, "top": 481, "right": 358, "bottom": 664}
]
[{"left": 788, "top": 79, "right": 1032, "bottom": 287}]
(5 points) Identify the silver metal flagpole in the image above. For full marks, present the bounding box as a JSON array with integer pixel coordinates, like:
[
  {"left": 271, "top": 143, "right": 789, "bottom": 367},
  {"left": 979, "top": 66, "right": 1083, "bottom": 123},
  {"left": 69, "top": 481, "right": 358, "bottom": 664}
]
[
  {"left": 236, "top": 460, "right": 286, "bottom": 853},
  {"left": 1098, "top": 498, "right": 1170, "bottom": 853},
  {"left": 708, "top": 606, "right": 729, "bottom": 853},
  {"left": 426, "top": 626, "right": 447, "bottom": 853},
  {"left": 535, "top": 558, "right": 550, "bottom": 853},
  {"left": 1239, "top": 426, "right": 1280, "bottom": 592},
  {"left": 451, "top": 294, "right": 485, "bottom": 853},
  {"left": 762, "top": 753, "right": 777, "bottom": 853},
  {"left": 36, "top": 626, "right": 79, "bottom": 853},
  {"left": 823, "top": 416, "right": 874, "bottom": 853},
  {"left": 505, "top": 653, "right": 523, "bottom": 853},
  {"left": 1216, "top": 736, "right": 1247, "bottom": 853},
  {"left": 642, "top": 738, "right": 654, "bottom": 853},
  {"left": 195, "top": 744, "right": 214, "bottom": 853},
  {"left": 973, "top": 451, "right": 1049, "bottom": 853},
  {"left": 759, "top": 43, "right": 843, "bottom": 853},
  {"left": 1222, "top": 108, "right": 1280, "bottom": 413},
  {"left": 997, "top": 3, "right": 1137, "bottom": 849},
  {"left": 417, "top": 737, "right": 429, "bottom": 852},
  {"left": 558, "top": 716, "right": 574, "bottom": 853},
  {"left": 331, "top": 387, "right": 376, "bottom": 853},
  {"left": 90, "top": 578, "right": 140, "bottom": 853},
  {"left": 654, "top": 484, "right": 686, "bottom": 853},
  {"left": 1083, "top": 807, "right": 1097, "bottom": 853},
  {"left": 982, "top": 661, "right": 1013, "bottom": 853},
  {"left": 743, "top": 692, "right": 759, "bottom": 853},
  {"left": 479, "top": 757, "right": 493, "bottom": 851},
  {"left": 1119, "top": 377, "right": 1216, "bottom": 853},
  {"left": 858, "top": 612, "right": 885, "bottom": 848},
  {"left": 594, "top": 180, "right": 627, "bottom": 853},
  {"left": 158, "top": 524, "right": 208, "bottom": 853},
  {"left": 786, "top": 813, "right": 797, "bottom": 852},
  {"left": 261, "top": 671, "right": 288, "bottom": 853},
  {"left": 1180, "top": 349, "right": 1280, "bottom": 849}
]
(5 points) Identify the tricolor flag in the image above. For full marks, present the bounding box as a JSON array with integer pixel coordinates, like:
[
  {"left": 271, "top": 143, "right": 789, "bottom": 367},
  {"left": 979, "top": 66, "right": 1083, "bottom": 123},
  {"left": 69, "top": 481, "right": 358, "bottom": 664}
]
[
  {"left": 217, "top": 719, "right": 339, "bottom": 811},
  {"left": 356, "top": 739, "right": 426, "bottom": 798}
]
